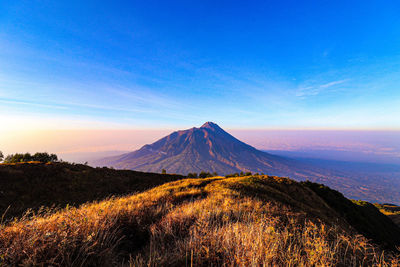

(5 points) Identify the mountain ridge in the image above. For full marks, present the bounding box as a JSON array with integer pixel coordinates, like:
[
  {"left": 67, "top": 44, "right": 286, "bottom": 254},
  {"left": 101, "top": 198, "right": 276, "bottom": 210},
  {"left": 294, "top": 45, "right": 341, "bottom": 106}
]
[{"left": 94, "top": 122, "right": 300, "bottom": 176}]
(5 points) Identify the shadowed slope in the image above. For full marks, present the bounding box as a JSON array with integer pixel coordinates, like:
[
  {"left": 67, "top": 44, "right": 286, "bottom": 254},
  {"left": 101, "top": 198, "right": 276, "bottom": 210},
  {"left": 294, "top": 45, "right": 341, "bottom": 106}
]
[
  {"left": 0, "top": 162, "right": 183, "bottom": 221},
  {"left": 375, "top": 203, "right": 400, "bottom": 227}
]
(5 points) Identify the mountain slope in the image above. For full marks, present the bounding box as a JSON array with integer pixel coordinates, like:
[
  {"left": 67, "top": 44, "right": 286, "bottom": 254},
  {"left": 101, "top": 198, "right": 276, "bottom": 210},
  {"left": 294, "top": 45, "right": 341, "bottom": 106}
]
[
  {"left": 1, "top": 174, "right": 399, "bottom": 266},
  {"left": 94, "top": 122, "right": 400, "bottom": 204},
  {"left": 96, "top": 122, "right": 321, "bottom": 176},
  {"left": 0, "top": 162, "right": 183, "bottom": 221}
]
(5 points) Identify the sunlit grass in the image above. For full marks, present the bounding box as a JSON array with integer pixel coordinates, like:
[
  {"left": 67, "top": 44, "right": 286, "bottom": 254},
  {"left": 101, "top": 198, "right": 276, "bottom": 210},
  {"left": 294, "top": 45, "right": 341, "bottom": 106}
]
[{"left": 0, "top": 175, "right": 399, "bottom": 266}]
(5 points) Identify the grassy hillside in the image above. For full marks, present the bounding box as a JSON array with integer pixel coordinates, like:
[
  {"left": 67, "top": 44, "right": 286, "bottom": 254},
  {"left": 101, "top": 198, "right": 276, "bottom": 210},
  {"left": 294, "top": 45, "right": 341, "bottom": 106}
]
[
  {"left": 0, "top": 162, "right": 183, "bottom": 221},
  {"left": 375, "top": 203, "right": 400, "bottom": 227},
  {"left": 301, "top": 181, "right": 400, "bottom": 249},
  {"left": 0, "top": 174, "right": 399, "bottom": 266}
]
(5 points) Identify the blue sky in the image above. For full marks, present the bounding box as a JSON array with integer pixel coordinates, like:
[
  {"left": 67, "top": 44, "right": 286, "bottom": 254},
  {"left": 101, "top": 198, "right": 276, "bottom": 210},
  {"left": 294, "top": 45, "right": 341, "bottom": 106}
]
[{"left": 1, "top": 0, "right": 400, "bottom": 129}]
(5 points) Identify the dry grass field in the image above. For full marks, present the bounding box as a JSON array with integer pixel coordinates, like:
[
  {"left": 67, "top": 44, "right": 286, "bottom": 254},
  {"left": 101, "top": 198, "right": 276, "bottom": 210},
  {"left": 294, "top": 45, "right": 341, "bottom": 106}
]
[{"left": 1, "top": 174, "right": 399, "bottom": 266}]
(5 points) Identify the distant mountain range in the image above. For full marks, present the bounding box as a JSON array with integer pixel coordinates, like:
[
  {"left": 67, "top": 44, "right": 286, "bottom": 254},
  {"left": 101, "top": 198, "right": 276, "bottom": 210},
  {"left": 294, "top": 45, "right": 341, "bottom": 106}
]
[{"left": 94, "top": 122, "right": 400, "bottom": 204}]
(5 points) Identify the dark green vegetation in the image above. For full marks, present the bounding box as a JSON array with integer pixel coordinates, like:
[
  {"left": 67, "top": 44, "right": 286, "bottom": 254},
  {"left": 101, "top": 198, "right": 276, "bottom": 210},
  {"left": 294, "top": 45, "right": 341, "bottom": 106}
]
[
  {"left": 225, "top": 171, "right": 254, "bottom": 177},
  {"left": 0, "top": 162, "right": 183, "bottom": 221},
  {"left": 187, "top": 171, "right": 218, "bottom": 178},
  {"left": 2, "top": 152, "right": 58, "bottom": 163}
]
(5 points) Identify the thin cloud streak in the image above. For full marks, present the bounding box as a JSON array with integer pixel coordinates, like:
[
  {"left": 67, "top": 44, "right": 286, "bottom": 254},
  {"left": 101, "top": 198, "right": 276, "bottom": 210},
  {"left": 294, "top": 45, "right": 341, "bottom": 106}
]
[
  {"left": 296, "top": 79, "right": 350, "bottom": 97},
  {"left": 320, "top": 79, "right": 349, "bottom": 88},
  {"left": 0, "top": 98, "right": 68, "bottom": 110},
  {"left": 0, "top": 97, "right": 153, "bottom": 114}
]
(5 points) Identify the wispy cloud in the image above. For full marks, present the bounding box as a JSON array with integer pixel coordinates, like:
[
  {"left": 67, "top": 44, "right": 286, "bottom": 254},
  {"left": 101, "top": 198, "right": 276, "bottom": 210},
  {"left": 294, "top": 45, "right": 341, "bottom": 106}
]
[
  {"left": 0, "top": 94, "right": 206, "bottom": 125},
  {"left": 296, "top": 79, "right": 349, "bottom": 97},
  {"left": 0, "top": 98, "right": 68, "bottom": 110},
  {"left": 0, "top": 97, "right": 152, "bottom": 113},
  {"left": 320, "top": 79, "right": 349, "bottom": 88},
  {"left": 105, "top": 86, "right": 181, "bottom": 110}
]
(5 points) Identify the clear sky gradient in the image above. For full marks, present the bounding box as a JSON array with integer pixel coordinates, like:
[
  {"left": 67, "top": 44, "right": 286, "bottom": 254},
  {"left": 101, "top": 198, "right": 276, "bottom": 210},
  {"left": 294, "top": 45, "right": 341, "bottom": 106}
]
[{"left": 1, "top": 0, "right": 400, "bottom": 130}]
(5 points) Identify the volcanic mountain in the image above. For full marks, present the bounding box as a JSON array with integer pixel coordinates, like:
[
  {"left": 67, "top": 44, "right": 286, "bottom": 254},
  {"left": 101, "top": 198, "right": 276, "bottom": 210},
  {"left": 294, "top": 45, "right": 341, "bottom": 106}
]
[
  {"left": 96, "top": 122, "right": 324, "bottom": 177},
  {"left": 94, "top": 122, "right": 400, "bottom": 204}
]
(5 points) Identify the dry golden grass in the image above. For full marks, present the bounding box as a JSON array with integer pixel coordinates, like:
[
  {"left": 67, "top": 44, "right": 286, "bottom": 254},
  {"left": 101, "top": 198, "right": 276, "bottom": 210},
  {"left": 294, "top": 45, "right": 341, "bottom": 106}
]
[{"left": 0, "top": 176, "right": 399, "bottom": 266}]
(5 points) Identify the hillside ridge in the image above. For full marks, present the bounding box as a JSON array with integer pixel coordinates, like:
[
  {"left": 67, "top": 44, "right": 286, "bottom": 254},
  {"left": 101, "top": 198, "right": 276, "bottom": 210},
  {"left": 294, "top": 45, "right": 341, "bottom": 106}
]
[
  {"left": 1, "top": 170, "right": 399, "bottom": 266},
  {"left": 0, "top": 162, "right": 183, "bottom": 221}
]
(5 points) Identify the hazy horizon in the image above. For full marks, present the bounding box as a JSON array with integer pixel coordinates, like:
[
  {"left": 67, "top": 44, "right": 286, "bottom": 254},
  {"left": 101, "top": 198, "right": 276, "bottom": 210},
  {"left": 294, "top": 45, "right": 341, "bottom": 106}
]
[{"left": 2, "top": 126, "right": 400, "bottom": 165}]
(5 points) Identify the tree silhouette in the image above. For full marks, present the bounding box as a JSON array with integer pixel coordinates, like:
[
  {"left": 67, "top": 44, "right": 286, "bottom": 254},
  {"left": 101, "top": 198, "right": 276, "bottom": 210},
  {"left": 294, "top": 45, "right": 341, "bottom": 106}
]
[
  {"left": 199, "top": 171, "right": 213, "bottom": 178},
  {"left": 3, "top": 152, "right": 58, "bottom": 163},
  {"left": 187, "top": 172, "right": 198, "bottom": 178}
]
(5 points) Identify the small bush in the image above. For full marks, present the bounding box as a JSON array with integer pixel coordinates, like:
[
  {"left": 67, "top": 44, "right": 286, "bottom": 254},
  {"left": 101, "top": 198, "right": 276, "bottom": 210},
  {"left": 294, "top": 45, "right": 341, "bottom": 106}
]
[
  {"left": 3, "top": 152, "right": 58, "bottom": 163},
  {"left": 198, "top": 171, "right": 213, "bottom": 178}
]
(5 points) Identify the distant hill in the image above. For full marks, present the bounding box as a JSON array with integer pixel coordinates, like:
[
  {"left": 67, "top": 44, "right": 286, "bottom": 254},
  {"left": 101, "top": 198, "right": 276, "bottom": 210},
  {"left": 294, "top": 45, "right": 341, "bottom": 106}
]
[
  {"left": 0, "top": 162, "right": 183, "bottom": 221},
  {"left": 94, "top": 122, "right": 400, "bottom": 204},
  {"left": 1, "top": 173, "right": 399, "bottom": 266}
]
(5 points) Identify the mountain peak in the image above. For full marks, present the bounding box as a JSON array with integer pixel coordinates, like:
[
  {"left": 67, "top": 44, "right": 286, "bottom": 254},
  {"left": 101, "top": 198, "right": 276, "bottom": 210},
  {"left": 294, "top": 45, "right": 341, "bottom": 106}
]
[{"left": 200, "top": 121, "right": 221, "bottom": 130}]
